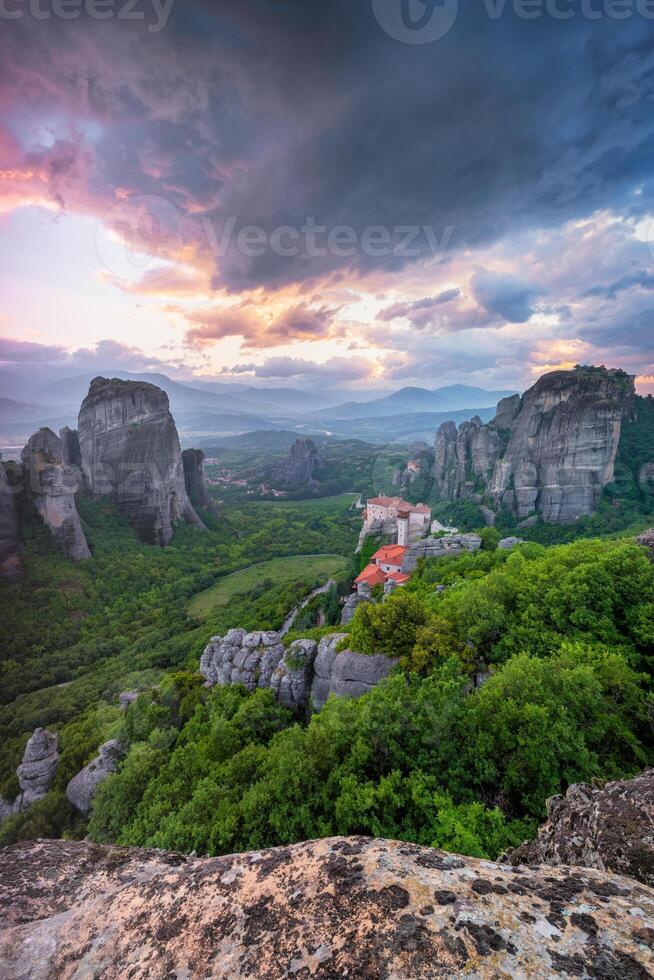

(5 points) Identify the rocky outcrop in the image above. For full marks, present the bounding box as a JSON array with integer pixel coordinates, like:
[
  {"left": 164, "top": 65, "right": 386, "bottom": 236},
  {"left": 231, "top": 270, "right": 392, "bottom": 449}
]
[
  {"left": 182, "top": 448, "right": 217, "bottom": 512},
  {"left": 2, "top": 836, "right": 653, "bottom": 980},
  {"left": 78, "top": 378, "right": 204, "bottom": 546},
  {"left": 21, "top": 429, "right": 90, "bottom": 561},
  {"left": 637, "top": 528, "right": 654, "bottom": 557},
  {"left": 434, "top": 367, "right": 635, "bottom": 524},
  {"left": 489, "top": 367, "right": 634, "bottom": 522},
  {"left": 498, "top": 536, "right": 524, "bottom": 550},
  {"left": 402, "top": 533, "right": 482, "bottom": 573},
  {"left": 200, "top": 628, "right": 397, "bottom": 714},
  {"left": 311, "top": 634, "right": 398, "bottom": 712},
  {"left": 0, "top": 729, "right": 59, "bottom": 822},
  {"left": 507, "top": 770, "right": 654, "bottom": 888},
  {"left": 266, "top": 438, "right": 324, "bottom": 490},
  {"left": 65, "top": 740, "right": 124, "bottom": 815},
  {"left": 433, "top": 417, "right": 503, "bottom": 500},
  {"left": 0, "top": 458, "right": 21, "bottom": 581},
  {"left": 341, "top": 583, "right": 372, "bottom": 624}
]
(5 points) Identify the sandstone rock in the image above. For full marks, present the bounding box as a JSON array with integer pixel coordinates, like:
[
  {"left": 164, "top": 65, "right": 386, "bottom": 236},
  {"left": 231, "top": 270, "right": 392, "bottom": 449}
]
[
  {"left": 199, "top": 631, "right": 285, "bottom": 692},
  {"left": 340, "top": 590, "right": 369, "bottom": 625},
  {"left": 636, "top": 528, "right": 654, "bottom": 557},
  {"left": 182, "top": 448, "right": 217, "bottom": 512},
  {"left": 65, "top": 740, "right": 124, "bottom": 814},
  {"left": 432, "top": 420, "right": 458, "bottom": 498},
  {"left": 0, "top": 459, "right": 21, "bottom": 581},
  {"left": 489, "top": 367, "right": 633, "bottom": 523},
  {"left": 433, "top": 417, "right": 502, "bottom": 500},
  {"left": 507, "top": 769, "right": 654, "bottom": 887},
  {"left": 311, "top": 634, "right": 397, "bottom": 712},
  {"left": 16, "top": 728, "right": 59, "bottom": 807},
  {"left": 59, "top": 427, "right": 81, "bottom": 467},
  {"left": 497, "top": 536, "right": 525, "bottom": 550},
  {"left": 402, "top": 533, "right": 482, "bottom": 572},
  {"left": 78, "top": 378, "right": 204, "bottom": 546},
  {"left": 21, "top": 429, "right": 90, "bottom": 561},
  {"left": 493, "top": 392, "right": 521, "bottom": 430},
  {"left": 2, "top": 836, "right": 653, "bottom": 979},
  {"left": 265, "top": 438, "right": 324, "bottom": 490},
  {"left": 270, "top": 639, "right": 318, "bottom": 713}
]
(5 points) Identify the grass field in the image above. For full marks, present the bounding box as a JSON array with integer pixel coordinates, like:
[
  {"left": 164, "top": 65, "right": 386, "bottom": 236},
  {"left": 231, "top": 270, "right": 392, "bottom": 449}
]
[{"left": 188, "top": 553, "right": 350, "bottom": 620}]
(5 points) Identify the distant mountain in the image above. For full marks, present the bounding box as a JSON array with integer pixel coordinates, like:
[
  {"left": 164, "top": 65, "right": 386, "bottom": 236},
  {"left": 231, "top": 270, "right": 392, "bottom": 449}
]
[
  {"left": 310, "top": 384, "right": 518, "bottom": 419},
  {"left": 302, "top": 406, "right": 498, "bottom": 442}
]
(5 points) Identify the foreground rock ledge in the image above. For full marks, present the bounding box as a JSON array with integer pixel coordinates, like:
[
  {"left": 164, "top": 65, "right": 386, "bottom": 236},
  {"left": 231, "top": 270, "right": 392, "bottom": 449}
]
[{"left": 2, "top": 838, "right": 653, "bottom": 979}]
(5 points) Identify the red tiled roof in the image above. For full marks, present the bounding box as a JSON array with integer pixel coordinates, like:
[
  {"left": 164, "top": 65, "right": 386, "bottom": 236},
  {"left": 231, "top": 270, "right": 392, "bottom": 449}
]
[
  {"left": 354, "top": 563, "right": 387, "bottom": 587},
  {"left": 372, "top": 545, "right": 407, "bottom": 564},
  {"left": 366, "top": 496, "right": 402, "bottom": 507},
  {"left": 387, "top": 571, "right": 410, "bottom": 584}
]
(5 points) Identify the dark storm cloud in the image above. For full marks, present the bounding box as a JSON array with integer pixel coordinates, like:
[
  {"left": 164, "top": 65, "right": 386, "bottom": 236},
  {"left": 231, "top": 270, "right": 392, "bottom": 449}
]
[
  {"left": 471, "top": 269, "right": 542, "bottom": 323},
  {"left": 583, "top": 269, "right": 654, "bottom": 299},
  {"left": 3, "top": 1, "right": 654, "bottom": 298}
]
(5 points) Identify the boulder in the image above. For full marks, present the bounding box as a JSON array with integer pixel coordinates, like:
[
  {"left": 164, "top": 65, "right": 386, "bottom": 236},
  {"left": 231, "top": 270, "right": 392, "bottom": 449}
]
[
  {"left": 66, "top": 740, "right": 124, "bottom": 814},
  {"left": 78, "top": 378, "right": 204, "bottom": 546},
  {"left": 311, "top": 636, "right": 397, "bottom": 712},
  {"left": 506, "top": 769, "right": 654, "bottom": 887},
  {"left": 118, "top": 691, "right": 139, "bottom": 710},
  {"left": 636, "top": 528, "right": 654, "bottom": 558},
  {"left": 2, "top": 836, "right": 653, "bottom": 979},
  {"left": 497, "top": 536, "right": 524, "bottom": 550}
]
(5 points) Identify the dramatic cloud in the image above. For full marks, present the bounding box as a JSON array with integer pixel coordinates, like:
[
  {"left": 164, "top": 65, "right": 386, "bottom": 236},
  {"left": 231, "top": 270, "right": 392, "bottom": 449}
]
[
  {"left": 470, "top": 269, "right": 542, "bottom": 324},
  {"left": 184, "top": 303, "right": 339, "bottom": 349},
  {"left": 227, "top": 356, "right": 375, "bottom": 385}
]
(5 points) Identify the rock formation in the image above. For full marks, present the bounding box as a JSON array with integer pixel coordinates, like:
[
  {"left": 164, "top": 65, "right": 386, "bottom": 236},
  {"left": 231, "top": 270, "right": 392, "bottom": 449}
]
[
  {"left": 266, "top": 437, "right": 324, "bottom": 490},
  {"left": 497, "top": 536, "right": 524, "bottom": 550},
  {"left": 21, "top": 429, "right": 90, "bottom": 561},
  {"left": 433, "top": 367, "right": 635, "bottom": 524},
  {"left": 78, "top": 378, "right": 204, "bottom": 546},
  {"left": 59, "top": 426, "right": 81, "bottom": 467},
  {"left": 311, "top": 634, "right": 398, "bottom": 712},
  {"left": 402, "top": 533, "right": 482, "bottom": 573},
  {"left": 637, "top": 528, "right": 654, "bottom": 557},
  {"left": 507, "top": 770, "right": 654, "bottom": 888},
  {"left": 2, "top": 836, "right": 653, "bottom": 979},
  {"left": 200, "top": 629, "right": 397, "bottom": 714},
  {"left": 0, "top": 729, "right": 59, "bottom": 822},
  {"left": 65, "top": 740, "right": 124, "bottom": 815},
  {"left": 0, "top": 457, "right": 21, "bottom": 581},
  {"left": 182, "top": 448, "right": 217, "bottom": 512}
]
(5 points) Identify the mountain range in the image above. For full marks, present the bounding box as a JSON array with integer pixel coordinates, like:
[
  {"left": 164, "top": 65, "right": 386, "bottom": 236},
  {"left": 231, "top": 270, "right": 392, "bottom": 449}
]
[{"left": 0, "top": 368, "right": 518, "bottom": 445}]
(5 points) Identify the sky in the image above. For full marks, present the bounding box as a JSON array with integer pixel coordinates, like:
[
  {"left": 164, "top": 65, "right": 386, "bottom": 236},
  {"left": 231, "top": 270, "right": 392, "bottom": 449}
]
[{"left": 1, "top": 0, "right": 654, "bottom": 395}]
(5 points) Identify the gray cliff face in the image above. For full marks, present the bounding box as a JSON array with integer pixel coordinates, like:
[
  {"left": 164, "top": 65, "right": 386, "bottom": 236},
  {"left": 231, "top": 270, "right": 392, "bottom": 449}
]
[
  {"left": 402, "top": 533, "right": 482, "bottom": 573},
  {"left": 434, "top": 367, "right": 634, "bottom": 524},
  {"left": 21, "top": 429, "right": 90, "bottom": 561},
  {"left": 0, "top": 459, "right": 21, "bottom": 581},
  {"left": 1, "top": 728, "right": 59, "bottom": 822},
  {"left": 488, "top": 367, "right": 633, "bottom": 522},
  {"left": 78, "top": 378, "right": 204, "bottom": 546},
  {"left": 200, "top": 629, "right": 396, "bottom": 714},
  {"left": 267, "top": 438, "right": 323, "bottom": 489},
  {"left": 66, "top": 740, "right": 123, "bottom": 814},
  {"left": 433, "top": 417, "right": 502, "bottom": 500},
  {"left": 59, "top": 426, "right": 82, "bottom": 467},
  {"left": 182, "top": 449, "right": 216, "bottom": 512}
]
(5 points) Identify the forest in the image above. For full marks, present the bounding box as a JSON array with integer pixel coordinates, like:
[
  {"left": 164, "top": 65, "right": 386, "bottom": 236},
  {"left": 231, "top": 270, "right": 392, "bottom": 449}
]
[{"left": 3, "top": 512, "right": 652, "bottom": 860}]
